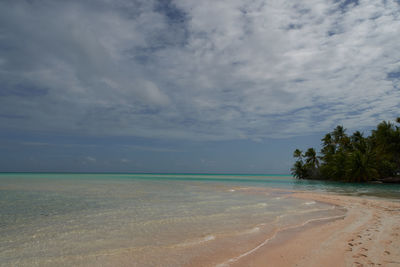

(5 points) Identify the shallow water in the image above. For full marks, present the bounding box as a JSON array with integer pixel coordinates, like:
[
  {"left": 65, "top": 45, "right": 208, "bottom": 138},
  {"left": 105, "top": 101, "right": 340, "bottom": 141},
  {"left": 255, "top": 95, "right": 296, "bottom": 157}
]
[{"left": 0, "top": 173, "right": 396, "bottom": 266}]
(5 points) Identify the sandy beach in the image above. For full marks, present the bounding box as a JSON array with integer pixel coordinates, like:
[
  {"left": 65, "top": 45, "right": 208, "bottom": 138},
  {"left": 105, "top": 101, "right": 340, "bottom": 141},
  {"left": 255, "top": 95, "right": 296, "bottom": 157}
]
[{"left": 222, "top": 192, "right": 400, "bottom": 267}]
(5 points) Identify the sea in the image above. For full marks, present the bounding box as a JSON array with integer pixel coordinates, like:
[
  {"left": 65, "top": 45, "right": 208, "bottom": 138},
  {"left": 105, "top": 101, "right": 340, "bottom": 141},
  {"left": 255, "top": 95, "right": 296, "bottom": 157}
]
[{"left": 1, "top": 173, "right": 399, "bottom": 266}]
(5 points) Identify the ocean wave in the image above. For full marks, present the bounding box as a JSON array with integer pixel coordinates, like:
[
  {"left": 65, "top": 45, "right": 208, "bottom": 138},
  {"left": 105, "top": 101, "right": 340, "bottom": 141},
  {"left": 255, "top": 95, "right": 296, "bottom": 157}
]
[
  {"left": 240, "top": 226, "right": 260, "bottom": 235},
  {"left": 175, "top": 235, "right": 216, "bottom": 248}
]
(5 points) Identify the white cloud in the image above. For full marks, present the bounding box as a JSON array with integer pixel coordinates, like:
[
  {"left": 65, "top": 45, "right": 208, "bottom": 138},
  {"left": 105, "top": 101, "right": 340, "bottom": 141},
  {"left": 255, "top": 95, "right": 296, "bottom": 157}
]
[{"left": 0, "top": 0, "right": 399, "bottom": 140}]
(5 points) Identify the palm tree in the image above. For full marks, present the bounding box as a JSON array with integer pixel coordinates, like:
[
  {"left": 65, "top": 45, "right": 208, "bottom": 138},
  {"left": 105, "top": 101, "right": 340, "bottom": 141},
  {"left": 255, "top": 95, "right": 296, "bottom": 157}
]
[
  {"left": 305, "top": 148, "right": 319, "bottom": 168},
  {"left": 372, "top": 121, "right": 394, "bottom": 147},
  {"left": 303, "top": 148, "right": 320, "bottom": 179},
  {"left": 351, "top": 131, "right": 364, "bottom": 143},
  {"left": 351, "top": 131, "right": 366, "bottom": 153},
  {"left": 291, "top": 161, "right": 306, "bottom": 179},
  {"left": 332, "top": 125, "right": 345, "bottom": 144},
  {"left": 332, "top": 125, "right": 351, "bottom": 151},
  {"left": 322, "top": 133, "right": 333, "bottom": 146},
  {"left": 346, "top": 149, "right": 377, "bottom": 182},
  {"left": 321, "top": 133, "right": 335, "bottom": 163},
  {"left": 371, "top": 121, "right": 397, "bottom": 177},
  {"left": 293, "top": 149, "right": 303, "bottom": 159}
]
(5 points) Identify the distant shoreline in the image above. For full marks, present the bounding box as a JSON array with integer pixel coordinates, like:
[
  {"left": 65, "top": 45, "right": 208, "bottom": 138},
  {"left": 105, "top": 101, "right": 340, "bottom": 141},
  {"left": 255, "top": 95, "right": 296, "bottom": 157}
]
[{"left": 0, "top": 171, "right": 292, "bottom": 176}]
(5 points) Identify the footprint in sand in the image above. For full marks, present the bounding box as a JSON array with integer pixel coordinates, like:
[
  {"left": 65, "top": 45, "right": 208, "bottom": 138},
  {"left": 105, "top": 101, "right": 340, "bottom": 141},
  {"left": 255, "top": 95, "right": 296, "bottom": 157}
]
[{"left": 354, "top": 253, "right": 367, "bottom": 258}]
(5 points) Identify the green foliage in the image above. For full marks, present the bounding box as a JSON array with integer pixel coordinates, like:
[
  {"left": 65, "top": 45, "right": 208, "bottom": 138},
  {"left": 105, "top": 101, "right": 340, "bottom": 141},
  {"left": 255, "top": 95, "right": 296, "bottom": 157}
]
[
  {"left": 291, "top": 118, "right": 400, "bottom": 182},
  {"left": 291, "top": 148, "right": 320, "bottom": 179}
]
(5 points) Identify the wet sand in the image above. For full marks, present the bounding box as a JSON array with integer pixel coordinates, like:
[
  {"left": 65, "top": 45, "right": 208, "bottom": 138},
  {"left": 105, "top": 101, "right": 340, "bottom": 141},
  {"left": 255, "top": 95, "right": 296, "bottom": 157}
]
[{"left": 221, "top": 192, "right": 400, "bottom": 267}]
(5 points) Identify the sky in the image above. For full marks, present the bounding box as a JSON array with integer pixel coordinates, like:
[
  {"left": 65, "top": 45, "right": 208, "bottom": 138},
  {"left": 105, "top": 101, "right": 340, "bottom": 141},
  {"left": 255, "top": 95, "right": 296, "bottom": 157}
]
[{"left": 0, "top": 0, "right": 399, "bottom": 173}]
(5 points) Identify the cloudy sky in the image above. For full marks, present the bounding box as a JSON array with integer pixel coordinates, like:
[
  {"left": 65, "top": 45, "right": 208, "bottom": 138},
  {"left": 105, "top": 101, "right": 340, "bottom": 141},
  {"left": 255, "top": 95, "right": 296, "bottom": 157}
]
[{"left": 1, "top": 0, "right": 399, "bottom": 173}]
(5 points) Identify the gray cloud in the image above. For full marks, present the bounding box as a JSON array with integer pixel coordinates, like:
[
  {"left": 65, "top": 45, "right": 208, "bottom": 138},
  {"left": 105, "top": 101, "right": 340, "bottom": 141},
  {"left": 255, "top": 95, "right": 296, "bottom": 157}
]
[{"left": 1, "top": 0, "right": 399, "bottom": 140}]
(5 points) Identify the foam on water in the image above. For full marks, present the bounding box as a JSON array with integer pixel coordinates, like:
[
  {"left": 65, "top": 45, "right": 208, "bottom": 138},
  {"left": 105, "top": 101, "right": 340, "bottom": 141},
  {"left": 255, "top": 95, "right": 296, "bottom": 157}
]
[
  {"left": 239, "top": 226, "right": 261, "bottom": 235},
  {"left": 175, "top": 235, "right": 216, "bottom": 248},
  {"left": 303, "top": 201, "right": 316, "bottom": 205}
]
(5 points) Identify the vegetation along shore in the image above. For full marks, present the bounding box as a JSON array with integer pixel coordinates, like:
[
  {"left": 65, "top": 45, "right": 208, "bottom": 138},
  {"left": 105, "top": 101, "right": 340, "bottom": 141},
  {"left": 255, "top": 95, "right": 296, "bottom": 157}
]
[{"left": 292, "top": 118, "right": 400, "bottom": 183}]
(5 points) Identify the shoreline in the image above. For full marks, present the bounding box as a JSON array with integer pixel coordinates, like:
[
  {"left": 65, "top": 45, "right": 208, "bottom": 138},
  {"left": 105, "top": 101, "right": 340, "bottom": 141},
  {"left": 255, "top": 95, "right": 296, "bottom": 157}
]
[
  {"left": 216, "top": 191, "right": 400, "bottom": 267},
  {"left": 1, "top": 177, "right": 399, "bottom": 266}
]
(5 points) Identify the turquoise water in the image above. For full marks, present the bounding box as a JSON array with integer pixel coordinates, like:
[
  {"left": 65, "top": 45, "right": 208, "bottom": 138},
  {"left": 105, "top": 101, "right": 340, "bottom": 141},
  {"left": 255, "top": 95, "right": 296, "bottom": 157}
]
[
  {"left": 0, "top": 173, "right": 397, "bottom": 266},
  {"left": 2, "top": 172, "right": 399, "bottom": 198}
]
